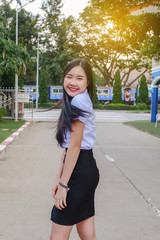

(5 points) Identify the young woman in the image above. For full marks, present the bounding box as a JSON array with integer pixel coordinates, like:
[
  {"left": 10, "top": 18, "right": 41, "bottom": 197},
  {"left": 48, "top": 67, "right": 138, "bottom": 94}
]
[{"left": 50, "top": 59, "right": 99, "bottom": 240}]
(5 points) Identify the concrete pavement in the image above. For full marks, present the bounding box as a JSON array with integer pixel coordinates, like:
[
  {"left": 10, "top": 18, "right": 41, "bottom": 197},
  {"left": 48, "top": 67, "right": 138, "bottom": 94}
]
[
  {"left": 0, "top": 121, "right": 160, "bottom": 239},
  {"left": 23, "top": 109, "right": 151, "bottom": 122}
]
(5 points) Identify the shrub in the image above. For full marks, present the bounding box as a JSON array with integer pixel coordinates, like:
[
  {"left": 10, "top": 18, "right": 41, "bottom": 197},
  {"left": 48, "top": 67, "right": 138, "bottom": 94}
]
[
  {"left": 0, "top": 108, "right": 7, "bottom": 120},
  {"left": 136, "top": 103, "right": 147, "bottom": 110},
  {"left": 94, "top": 103, "right": 137, "bottom": 110}
]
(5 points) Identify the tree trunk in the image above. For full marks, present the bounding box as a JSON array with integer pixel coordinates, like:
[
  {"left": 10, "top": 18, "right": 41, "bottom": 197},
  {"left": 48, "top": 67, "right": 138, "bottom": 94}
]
[{"left": 128, "top": 69, "right": 148, "bottom": 87}]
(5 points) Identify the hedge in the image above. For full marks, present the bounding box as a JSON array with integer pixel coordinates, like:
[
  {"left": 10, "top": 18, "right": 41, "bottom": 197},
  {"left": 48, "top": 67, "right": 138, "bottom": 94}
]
[
  {"left": 93, "top": 103, "right": 137, "bottom": 110},
  {"left": 0, "top": 108, "right": 7, "bottom": 120}
]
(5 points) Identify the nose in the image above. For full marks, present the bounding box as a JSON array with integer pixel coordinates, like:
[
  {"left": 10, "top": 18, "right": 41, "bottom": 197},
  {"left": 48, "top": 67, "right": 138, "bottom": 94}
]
[{"left": 70, "top": 78, "right": 76, "bottom": 86}]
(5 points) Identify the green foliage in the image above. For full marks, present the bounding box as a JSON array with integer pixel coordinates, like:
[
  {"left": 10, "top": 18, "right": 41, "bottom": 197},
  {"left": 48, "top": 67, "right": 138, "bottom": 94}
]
[
  {"left": 124, "top": 120, "right": 160, "bottom": 137},
  {"left": 112, "top": 70, "right": 123, "bottom": 103},
  {"left": 40, "top": 0, "right": 81, "bottom": 85},
  {"left": 18, "top": 72, "right": 25, "bottom": 88},
  {"left": 92, "top": 71, "right": 99, "bottom": 105},
  {"left": 136, "top": 102, "right": 148, "bottom": 110},
  {"left": 0, "top": 3, "right": 39, "bottom": 56},
  {"left": 24, "top": 61, "right": 37, "bottom": 84},
  {"left": 78, "top": 0, "right": 159, "bottom": 86},
  {"left": 92, "top": 0, "right": 160, "bottom": 18},
  {"left": 0, "top": 2, "right": 39, "bottom": 87},
  {"left": 39, "top": 69, "right": 48, "bottom": 104},
  {"left": 94, "top": 103, "right": 137, "bottom": 110},
  {"left": 0, "top": 119, "right": 26, "bottom": 143},
  {"left": 0, "top": 108, "right": 7, "bottom": 120},
  {"left": 137, "top": 75, "right": 150, "bottom": 105},
  {"left": 96, "top": 76, "right": 106, "bottom": 86},
  {"left": 24, "top": 101, "right": 62, "bottom": 109},
  {"left": 0, "top": 12, "right": 30, "bottom": 87}
]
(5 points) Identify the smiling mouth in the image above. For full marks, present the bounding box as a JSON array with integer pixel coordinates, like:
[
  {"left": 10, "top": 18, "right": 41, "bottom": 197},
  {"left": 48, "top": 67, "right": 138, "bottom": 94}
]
[{"left": 69, "top": 88, "right": 78, "bottom": 92}]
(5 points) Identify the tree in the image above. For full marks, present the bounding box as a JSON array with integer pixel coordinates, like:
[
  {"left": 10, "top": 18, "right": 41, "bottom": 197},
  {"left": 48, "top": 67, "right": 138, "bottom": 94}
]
[
  {"left": 0, "top": 2, "right": 39, "bottom": 56},
  {"left": 112, "top": 70, "right": 123, "bottom": 103},
  {"left": 40, "top": 0, "right": 81, "bottom": 85},
  {"left": 92, "top": 0, "right": 160, "bottom": 19},
  {"left": 39, "top": 69, "right": 48, "bottom": 104},
  {"left": 0, "top": 0, "right": 14, "bottom": 6},
  {"left": 77, "top": 0, "right": 160, "bottom": 86},
  {"left": 92, "top": 71, "right": 98, "bottom": 104},
  {"left": 137, "top": 75, "right": 150, "bottom": 105},
  {"left": 0, "top": 1, "right": 40, "bottom": 85},
  {"left": 0, "top": 15, "right": 30, "bottom": 87},
  {"left": 92, "top": 0, "right": 160, "bottom": 62}
]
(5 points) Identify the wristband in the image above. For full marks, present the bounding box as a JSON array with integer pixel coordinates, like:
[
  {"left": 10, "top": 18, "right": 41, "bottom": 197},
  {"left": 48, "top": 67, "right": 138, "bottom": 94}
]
[{"left": 59, "top": 181, "right": 70, "bottom": 192}]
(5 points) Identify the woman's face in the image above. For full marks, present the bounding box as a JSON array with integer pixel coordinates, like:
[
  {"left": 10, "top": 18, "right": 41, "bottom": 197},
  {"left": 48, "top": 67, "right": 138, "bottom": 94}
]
[{"left": 64, "top": 66, "right": 88, "bottom": 98}]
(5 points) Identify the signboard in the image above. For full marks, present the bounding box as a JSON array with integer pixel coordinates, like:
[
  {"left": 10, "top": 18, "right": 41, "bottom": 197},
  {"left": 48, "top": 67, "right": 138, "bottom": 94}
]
[{"left": 17, "top": 93, "right": 30, "bottom": 103}]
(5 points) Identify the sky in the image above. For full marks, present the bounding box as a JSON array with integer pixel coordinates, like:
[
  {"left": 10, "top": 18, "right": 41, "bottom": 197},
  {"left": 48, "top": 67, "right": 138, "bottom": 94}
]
[{"left": 11, "top": 0, "right": 89, "bottom": 18}]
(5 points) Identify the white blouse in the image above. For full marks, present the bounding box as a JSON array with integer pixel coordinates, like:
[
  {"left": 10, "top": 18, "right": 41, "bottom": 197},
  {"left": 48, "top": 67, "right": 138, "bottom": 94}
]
[{"left": 61, "top": 89, "right": 96, "bottom": 150}]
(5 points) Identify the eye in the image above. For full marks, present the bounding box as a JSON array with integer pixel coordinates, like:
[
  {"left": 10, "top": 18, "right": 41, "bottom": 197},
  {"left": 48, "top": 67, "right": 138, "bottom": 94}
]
[
  {"left": 66, "top": 75, "right": 72, "bottom": 79},
  {"left": 78, "top": 77, "right": 83, "bottom": 80}
]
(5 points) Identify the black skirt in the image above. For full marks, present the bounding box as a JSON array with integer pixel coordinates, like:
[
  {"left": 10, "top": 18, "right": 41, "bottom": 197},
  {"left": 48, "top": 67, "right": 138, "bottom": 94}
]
[{"left": 50, "top": 149, "right": 99, "bottom": 226}]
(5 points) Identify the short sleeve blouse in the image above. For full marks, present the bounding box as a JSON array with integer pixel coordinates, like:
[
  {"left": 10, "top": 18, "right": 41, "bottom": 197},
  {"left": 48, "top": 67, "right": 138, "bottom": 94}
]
[{"left": 61, "top": 89, "right": 96, "bottom": 150}]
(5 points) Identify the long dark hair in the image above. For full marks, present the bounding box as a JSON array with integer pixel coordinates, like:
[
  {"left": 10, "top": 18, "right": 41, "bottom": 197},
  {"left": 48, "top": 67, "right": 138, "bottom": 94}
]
[{"left": 56, "top": 59, "right": 94, "bottom": 146}]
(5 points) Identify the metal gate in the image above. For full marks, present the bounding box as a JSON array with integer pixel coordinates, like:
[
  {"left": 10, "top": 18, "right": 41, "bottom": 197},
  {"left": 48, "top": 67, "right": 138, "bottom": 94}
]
[
  {"left": 0, "top": 88, "right": 15, "bottom": 118},
  {"left": 0, "top": 88, "right": 33, "bottom": 120}
]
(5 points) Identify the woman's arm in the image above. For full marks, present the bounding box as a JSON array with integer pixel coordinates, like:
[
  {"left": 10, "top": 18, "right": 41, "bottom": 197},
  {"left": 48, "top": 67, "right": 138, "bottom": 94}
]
[
  {"left": 60, "top": 119, "right": 84, "bottom": 185},
  {"left": 55, "top": 148, "right": 66, "bottom": 179},
  {"left": 52, "top": 148, "right": 66, "bottom": 198},
  {"left": 54, "top": 119, "right": 84, "bottom": 210}
]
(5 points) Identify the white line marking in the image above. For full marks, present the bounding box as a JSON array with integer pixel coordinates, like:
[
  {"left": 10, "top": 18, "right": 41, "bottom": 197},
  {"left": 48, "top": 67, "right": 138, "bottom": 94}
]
[
  {"left": 18, "top": 128, "right": 24, "bottom": 132},
  {"left": 12, "top": 132, "right": 20, "bottom": 136},
  {"left": 5, "top": 137, "right": 14, "bottom": 142},
  {"left": 95, "top": 145, "right": 160, "bottom": 150},
  {"left": 0, "top": 145, "right": 6, "bottom": 151},
  {"left": 105, "top": 154, "right": 115, "bottom": 162}
]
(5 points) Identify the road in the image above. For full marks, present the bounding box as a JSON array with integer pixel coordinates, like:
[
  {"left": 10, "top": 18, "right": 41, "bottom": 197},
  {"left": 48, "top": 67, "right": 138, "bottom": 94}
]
[
  {"left": 0, "top": 121, "right": 160, "bottom": 240},
  {"left": 24, "top": 108, "right": 151, "bottom": 122}
]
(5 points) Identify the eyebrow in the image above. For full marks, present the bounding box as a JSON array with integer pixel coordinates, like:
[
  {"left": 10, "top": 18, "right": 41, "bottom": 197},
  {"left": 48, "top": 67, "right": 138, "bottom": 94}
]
[{"left": 66, "top": 73, "right": 84, "bottom": 78}]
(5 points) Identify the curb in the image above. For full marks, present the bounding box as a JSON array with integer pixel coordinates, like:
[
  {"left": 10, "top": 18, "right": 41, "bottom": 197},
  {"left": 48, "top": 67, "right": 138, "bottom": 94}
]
[{"left": 0, "top": 121, "right": 31, "bottom": 153}]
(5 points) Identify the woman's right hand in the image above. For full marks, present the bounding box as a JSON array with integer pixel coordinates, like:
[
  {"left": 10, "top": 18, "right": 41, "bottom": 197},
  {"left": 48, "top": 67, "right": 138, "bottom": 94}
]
[
  {"left": 54, "top": 185, "right": 67, "bottom": 210},
  {"left": 52, "top": 178, "right": 60, "bottom": 199}
]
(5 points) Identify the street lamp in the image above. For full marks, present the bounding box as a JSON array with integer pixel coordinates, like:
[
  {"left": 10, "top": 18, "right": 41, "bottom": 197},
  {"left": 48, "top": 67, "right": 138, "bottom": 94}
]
[
  {"left": 15, "top": 0, "right": 35, "bottom": 121},
  {"left": 14, "top": 0, "right": 21, "bottom": 122},
  {"left": 36, "top": 32, "right": 40, "bottom": 109}
]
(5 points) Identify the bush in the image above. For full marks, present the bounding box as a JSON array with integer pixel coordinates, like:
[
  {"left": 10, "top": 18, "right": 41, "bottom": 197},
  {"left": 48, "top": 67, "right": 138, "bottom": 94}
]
[
  {"left": 0, "top": 108, "right": 7, "bottom": 120},
  {"left": 136, "top": 103, "right": 148, "bottom": 110},
  {"left": 94, "top": 103, "right": 137, "bottom": 110},
  {"left": 38, "top": 101, "right": 62, "bottom": 109},
  {"left": 24, "top": 101, "right": 62, "bottom": 109}
]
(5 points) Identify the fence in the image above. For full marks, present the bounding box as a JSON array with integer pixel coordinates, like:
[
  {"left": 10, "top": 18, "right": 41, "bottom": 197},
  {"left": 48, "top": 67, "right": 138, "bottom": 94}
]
[
  {"left": 0, "top": 88, "right": 33, "bottom": 120},
  {"left": 0, "top": 88, "right": 15, "bottom": 118}
]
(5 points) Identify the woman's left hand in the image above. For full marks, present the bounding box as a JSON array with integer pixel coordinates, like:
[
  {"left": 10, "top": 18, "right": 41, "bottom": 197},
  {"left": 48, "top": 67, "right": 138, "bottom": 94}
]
[{"left": 54, "top": 186, "right": 67, "bottom": 210}]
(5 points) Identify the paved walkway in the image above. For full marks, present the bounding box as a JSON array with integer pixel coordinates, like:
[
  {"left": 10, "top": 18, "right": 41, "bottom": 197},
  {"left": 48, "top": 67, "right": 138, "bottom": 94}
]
[
  {"left": 23, "top": 109, "right": 151, "bottom": 122},
  {"left": 0, "top": 121, "right": 160, "bottom": 240}
]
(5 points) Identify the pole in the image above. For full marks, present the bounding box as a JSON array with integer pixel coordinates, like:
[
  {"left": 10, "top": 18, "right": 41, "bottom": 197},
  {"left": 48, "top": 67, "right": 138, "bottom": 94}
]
[
  {"left": 36, "top": 32, "right": 39, "bottom": 109},
  {"left": 14, "top": 0, "right": 36, "bottom": 120},
  {"left": 15, "top": 2, "right": 18, "bottom": 121},
  {"left": 151, "top": 86, "right": 158, "bottom": 122}
]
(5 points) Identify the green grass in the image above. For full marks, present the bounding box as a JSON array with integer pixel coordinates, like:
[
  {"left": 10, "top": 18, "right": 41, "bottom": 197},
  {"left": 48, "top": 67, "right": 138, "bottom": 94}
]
[
  {"left": 0, "top": 120, "right": 26, "bottom": 144},
  {"left": 124, "top": 120, "right": 160, "bottom": 137}
]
